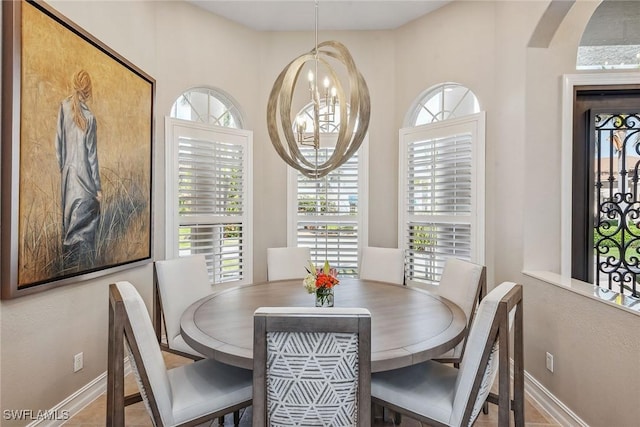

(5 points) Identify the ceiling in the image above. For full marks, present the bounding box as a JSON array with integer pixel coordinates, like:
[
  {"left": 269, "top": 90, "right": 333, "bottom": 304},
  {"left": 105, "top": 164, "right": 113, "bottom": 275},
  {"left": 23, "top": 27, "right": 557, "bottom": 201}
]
[{"left": 188, "top": 1, "right": 452, "bottom": 31}]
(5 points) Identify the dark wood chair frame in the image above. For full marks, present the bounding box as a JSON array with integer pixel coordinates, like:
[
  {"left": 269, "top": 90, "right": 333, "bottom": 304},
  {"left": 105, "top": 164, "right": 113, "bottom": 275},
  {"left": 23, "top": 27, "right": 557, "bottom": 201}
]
[
  {"left": 252, "top": 309, "right": 372, "bottom": 426},
  {"left": 372, "top": 283, "right": 524, "bottom": 427},
  {"left": 107, "top": 283, "right": 250, "bottom": 426}
]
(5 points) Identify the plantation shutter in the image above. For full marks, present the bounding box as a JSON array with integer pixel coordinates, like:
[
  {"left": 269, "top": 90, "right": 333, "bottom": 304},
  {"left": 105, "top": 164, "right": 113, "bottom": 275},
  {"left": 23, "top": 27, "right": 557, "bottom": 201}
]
[
  {"left": 166, "top": 118, "right": 253, "bottom": 285},
  {"left": 289, "top": 135, "right": 368, "bottom": 277},
  {"left": 399, "top": 113, "right": 484, "bottom": 285}
]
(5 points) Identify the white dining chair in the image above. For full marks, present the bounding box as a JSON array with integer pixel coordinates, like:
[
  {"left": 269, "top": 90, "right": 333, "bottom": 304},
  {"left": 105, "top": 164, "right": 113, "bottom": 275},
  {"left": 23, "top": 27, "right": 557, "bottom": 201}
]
[
  {"left": 359, "top": 246, "right": 405, "bottom": 285},
  {"left": 371, "top": 282, "right": 524, "bottom": 427},
  {"left": 107, "top": 281, "right": 252, "bottom": 427},
  {"left": 266, "top": 246, "right": 310, "bottom": 281},
  {"left": 433, "top": 258, "right": 486, "bottom": 365},
  {"left": 252, "top": 306, "right": 371, "bottom": 426},
  {"left": 154, "top": 255, "right": 211, "bottom": 358}
]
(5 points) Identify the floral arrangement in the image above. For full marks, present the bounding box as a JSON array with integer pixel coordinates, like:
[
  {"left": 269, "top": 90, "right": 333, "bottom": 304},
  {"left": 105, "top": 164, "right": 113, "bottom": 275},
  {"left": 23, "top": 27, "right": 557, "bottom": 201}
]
[{"left": 303, "top": 260, "right": 339, "bottom": 306}]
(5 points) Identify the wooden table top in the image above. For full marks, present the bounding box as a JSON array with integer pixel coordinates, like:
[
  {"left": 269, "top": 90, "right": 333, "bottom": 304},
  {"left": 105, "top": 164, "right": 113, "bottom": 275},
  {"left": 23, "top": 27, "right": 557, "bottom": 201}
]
[{"left": 180, "top": 278, "right": 467, "bottom": 372}]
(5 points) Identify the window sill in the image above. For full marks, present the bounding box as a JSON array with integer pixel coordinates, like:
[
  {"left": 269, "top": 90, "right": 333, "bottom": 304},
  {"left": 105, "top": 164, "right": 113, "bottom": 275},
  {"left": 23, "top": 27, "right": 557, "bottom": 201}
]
[{"left": 523, "top": 270, "right": 640, "bottom": 316}]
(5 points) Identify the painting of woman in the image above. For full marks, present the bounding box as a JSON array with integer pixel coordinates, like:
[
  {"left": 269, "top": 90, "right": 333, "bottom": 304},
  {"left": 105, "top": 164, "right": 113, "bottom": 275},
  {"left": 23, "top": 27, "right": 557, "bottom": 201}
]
[{"left": 55, "top": 70, "right": 102, "bottom": 271}]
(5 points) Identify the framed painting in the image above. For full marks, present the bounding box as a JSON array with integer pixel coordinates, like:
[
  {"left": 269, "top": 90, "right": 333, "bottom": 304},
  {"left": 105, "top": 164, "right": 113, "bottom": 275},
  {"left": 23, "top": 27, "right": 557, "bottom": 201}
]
[{"left": 1, "top": 0, "right": 154, "bottom": 299}]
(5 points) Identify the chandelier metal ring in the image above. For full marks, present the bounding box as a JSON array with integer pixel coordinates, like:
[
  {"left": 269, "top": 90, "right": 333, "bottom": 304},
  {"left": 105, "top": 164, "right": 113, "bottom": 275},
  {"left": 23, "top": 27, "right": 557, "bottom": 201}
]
[{"left": 267, "top": 40, "right": 370, "bottom": 178}]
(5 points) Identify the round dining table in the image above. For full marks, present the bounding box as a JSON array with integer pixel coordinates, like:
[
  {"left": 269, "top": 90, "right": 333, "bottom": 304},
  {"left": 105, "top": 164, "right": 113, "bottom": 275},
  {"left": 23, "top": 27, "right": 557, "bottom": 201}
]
[{"left": 180, "top": 278, "right": 467, "bottom": 373}]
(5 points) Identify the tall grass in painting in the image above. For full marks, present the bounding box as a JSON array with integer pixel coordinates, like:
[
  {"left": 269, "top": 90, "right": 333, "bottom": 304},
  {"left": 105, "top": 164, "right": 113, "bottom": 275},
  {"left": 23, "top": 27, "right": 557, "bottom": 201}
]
[
  {"left": 95, "top": 164, "right": 149, "bottom": 266},
  {"left": 18, "top": 135, "right": 150, "bottom": 286}
]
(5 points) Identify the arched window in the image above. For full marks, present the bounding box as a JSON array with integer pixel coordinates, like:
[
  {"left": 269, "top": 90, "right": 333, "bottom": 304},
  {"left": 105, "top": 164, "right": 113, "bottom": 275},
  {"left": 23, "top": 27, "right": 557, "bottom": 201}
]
[
  {"left": 399, "top": 83, "right": 484, "bottom": 285},
  {"left": 165, "top": 87, "right": 253, "bottom": 285},
  {"left": 287, "top": 102, "right": 368, "bottom": 277},
  {"left": 170, "top": 87, "right": 244, "bottom": 129},
  {"left": 577, "top": 1, "right": 640, "bottom": 70},
  {"left": 406, "top": 82, "right": 480, "bottom": 126}
]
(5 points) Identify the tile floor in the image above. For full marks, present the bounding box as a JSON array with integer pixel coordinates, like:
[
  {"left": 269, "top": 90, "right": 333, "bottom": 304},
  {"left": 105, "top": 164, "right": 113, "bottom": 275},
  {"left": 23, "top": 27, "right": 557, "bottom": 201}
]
[{"left": 64, "top": 352, "right": 561, "bottom": 426}]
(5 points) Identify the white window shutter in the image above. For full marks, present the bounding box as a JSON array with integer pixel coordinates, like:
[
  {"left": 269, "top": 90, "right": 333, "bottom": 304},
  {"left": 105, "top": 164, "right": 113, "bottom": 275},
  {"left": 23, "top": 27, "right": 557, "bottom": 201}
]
[
  {"left": 166, "top": 118, "right": 253, "bottom": 285},
  {"left": 399, "top": 113, "right": 484, "bottom": 285},
  {"left": 288, "top": 135, "right": 368, "bottom": 277}
]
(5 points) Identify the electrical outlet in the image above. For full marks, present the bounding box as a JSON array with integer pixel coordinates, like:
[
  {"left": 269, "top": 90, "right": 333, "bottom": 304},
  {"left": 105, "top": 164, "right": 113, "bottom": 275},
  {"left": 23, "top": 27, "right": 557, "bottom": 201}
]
[
  {"left": 74, "top": 352, "right": 83, "bottom": 372},
  {"left": 545, "top": 352, "right": 554, "bottom": 373}
]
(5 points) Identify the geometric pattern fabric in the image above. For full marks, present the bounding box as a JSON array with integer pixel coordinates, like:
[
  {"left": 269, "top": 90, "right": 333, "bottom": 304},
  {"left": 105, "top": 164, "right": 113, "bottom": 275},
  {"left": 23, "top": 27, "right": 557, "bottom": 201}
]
[{"left": 266, "top": 331, "right": 360, "bottom": 426}]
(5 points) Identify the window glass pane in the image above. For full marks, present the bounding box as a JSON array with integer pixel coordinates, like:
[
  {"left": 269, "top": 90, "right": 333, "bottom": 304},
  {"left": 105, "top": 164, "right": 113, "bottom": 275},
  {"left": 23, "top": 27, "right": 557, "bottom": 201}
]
[
  {"left": 298, "top": 149, "right": 358, "bottom": 215},
  {"left": 179, "top": 223, "right": 244, "bottom": 283},
  {"left": 178, "top": 137, "right": 244, "bottom": 216},
  {"left": 412, "top": 83, "right": 479, "bottom": 126},
  {"left": 577, "top": 2, "right": 640, "bottom": 70},
  {"left": 407, "top": 133, "right": 472, "bottom": 215},
  {"left": 405, "top": 222, "right": 471, "bottom": 284},
  {"left": 297, "top": 221, "right": 359, "bottom": 277},
  {"left": 295, "top": 146, "right": 360, "bottom": 277},
  {"left": 170, "top": 87, "right": 242, "bottom": 129},
  {"left": 291, "top": 102, "right": 366, "bottom": 279}
]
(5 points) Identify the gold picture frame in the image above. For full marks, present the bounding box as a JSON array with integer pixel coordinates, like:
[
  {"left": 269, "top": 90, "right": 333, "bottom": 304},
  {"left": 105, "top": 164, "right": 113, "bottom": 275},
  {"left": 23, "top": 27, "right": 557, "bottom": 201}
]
[{"left": 1, "top": 0, "right": 155, "bottom": 298}]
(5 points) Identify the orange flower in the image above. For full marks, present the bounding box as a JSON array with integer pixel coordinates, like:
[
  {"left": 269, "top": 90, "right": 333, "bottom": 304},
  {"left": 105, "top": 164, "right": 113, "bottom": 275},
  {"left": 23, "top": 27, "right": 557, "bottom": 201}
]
[{"left": 315, "top": 272, "right": 339, "bottom": 289}]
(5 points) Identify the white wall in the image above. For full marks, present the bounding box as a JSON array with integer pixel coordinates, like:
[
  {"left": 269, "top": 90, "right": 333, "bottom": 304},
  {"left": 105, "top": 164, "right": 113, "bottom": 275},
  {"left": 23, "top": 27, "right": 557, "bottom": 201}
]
[{"left": 2, "top": 1, "right": 640, "bottom": 426}]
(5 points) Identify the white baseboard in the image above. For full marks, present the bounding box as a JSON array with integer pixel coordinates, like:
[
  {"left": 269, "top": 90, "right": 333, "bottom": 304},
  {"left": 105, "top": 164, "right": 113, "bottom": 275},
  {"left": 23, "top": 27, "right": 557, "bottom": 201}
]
[
  {"left": 524, "top": 369, "right": 589, "bottom": 427},
  {"left": 26, "top": 359, "right": 132, "bottom": 427}
]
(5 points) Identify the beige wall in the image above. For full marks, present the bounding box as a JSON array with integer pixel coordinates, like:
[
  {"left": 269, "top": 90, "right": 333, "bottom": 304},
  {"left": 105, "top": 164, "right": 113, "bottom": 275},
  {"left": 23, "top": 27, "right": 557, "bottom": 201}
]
[
  {"left": 2, "top": 1, "right": 640, "bottom": 426},
  {"left": 0, "top": 1, "right": 159, "bottom": 423},
  {"left": 521, "top": 1, "right": 640, "bottom": 426}
]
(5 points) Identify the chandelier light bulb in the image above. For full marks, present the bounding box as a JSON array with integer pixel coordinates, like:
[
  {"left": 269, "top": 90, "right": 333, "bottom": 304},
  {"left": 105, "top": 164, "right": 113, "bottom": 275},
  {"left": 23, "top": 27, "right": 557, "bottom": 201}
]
[{"left": 296, "top": 116, "right": 306, "bottom": 130}]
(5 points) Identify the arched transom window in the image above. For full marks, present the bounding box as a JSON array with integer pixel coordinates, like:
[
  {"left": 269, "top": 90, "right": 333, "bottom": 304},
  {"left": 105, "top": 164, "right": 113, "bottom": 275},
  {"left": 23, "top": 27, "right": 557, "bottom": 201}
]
[
  {"left": 170, "top": 87, "right": 243, "bottom": 129},
  {"left": 407, "top": 82, "right": 480, "bottom": 127}
]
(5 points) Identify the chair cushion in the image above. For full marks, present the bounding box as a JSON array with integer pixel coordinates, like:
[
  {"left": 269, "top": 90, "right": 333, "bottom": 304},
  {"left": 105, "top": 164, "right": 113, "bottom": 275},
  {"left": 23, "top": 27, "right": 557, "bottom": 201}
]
[
  {"left": 169, "top": 359, "right": 253, "bottom": 425},
  {"left": 170, "top": 334, "right": 205, "bottom": 359},
  {"left": 371, "top": 361, "right": 458, "bottom": 425}
]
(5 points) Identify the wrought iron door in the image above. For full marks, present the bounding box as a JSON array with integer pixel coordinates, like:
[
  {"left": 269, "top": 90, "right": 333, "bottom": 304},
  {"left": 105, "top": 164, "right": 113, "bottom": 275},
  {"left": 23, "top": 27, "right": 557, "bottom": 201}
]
[{"left": 593, "top": 112, "right": 640, "bottom": 297}]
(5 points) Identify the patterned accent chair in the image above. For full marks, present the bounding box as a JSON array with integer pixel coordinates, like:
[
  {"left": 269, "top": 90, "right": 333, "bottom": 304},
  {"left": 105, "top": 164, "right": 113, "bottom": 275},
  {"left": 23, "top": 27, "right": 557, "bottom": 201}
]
[
  {"left": 266, "top": 247, "right": 311, "bottom": 281},
  {"left": 359, "top": 246, "right": 405, "bottom": 285},
  {"left": 371, "top": 282, "right": 524, "bottom": 427},
  {"left": 107, "top": 281, "right": 252, "bottom": 427},
  {"left": 252, "top": 307, "right": 371, "bottom": 426}
]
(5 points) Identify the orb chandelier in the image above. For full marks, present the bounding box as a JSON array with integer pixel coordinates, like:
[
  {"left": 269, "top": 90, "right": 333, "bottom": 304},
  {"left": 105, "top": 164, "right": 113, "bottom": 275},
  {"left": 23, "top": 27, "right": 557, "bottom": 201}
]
[{"left": 267, "top": 0, "right": 370, "bottom": 179}]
